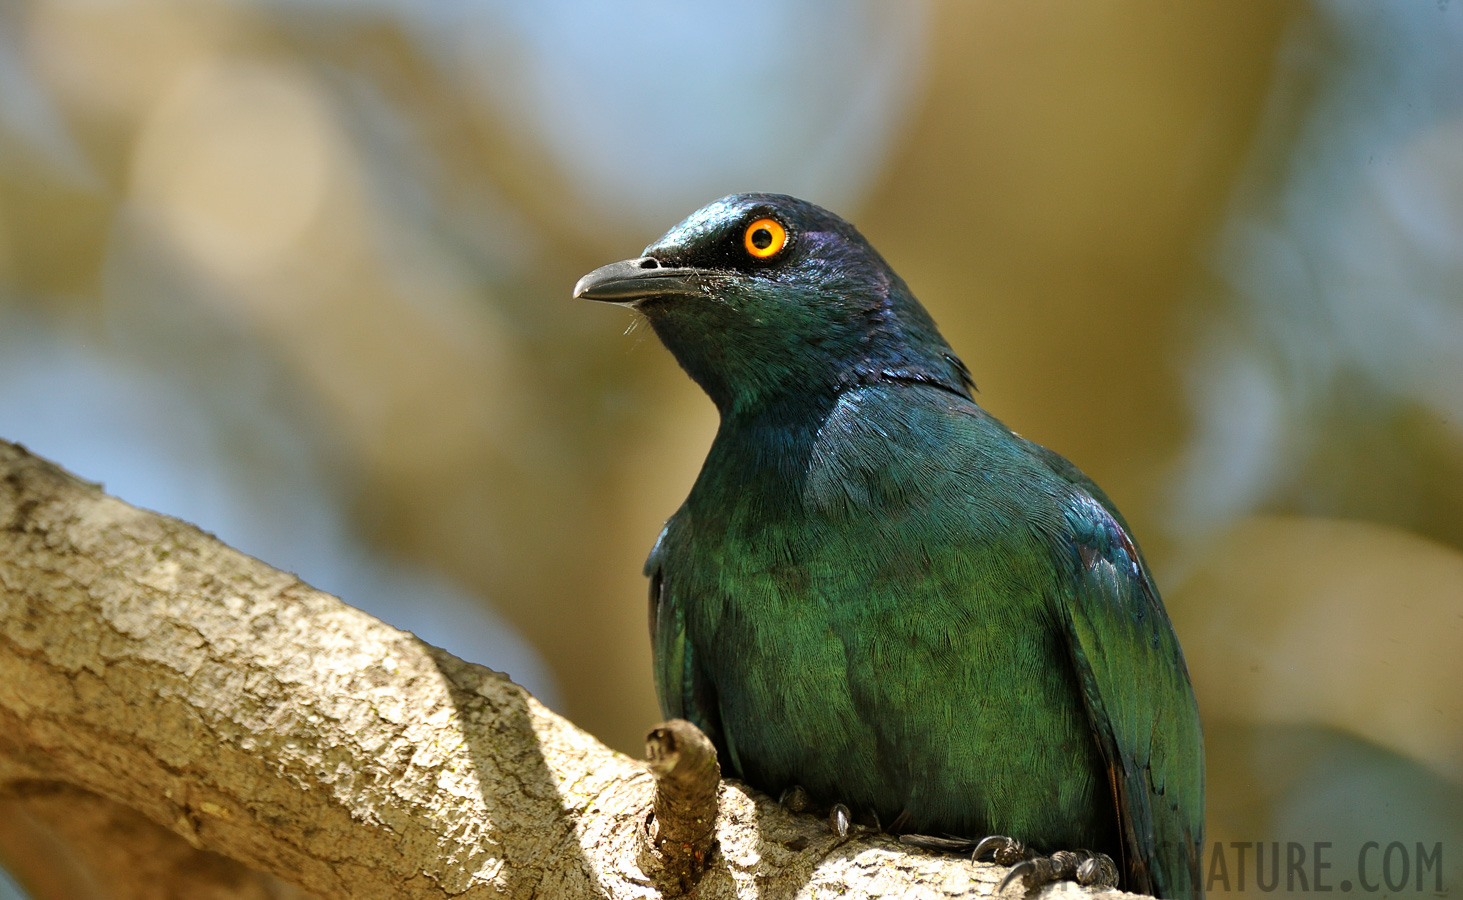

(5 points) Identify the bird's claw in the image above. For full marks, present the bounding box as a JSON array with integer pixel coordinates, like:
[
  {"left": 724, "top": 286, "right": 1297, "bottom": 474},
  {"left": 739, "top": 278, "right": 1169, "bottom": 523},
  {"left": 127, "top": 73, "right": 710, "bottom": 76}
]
[
  {"left": 1076, "top": 854, "right": 1120, "bottom": 887},
  {"left": 903, "top": 830, "right": 1118, "bottom": 892},
  {"left": 829, "top": 803, "right": 852, "bottom": 838},
  {"left": 776, "top": 787, "right": 863, "bottom": 840},
  {"left": 778, "top": 785, "right": 810, "bottom": 813},
  {"left": 996, "top": 849, "right": 1119, "bottom": 894},
  {"left": 973, "top": 834, "right": 1030, "bottom": 866}
]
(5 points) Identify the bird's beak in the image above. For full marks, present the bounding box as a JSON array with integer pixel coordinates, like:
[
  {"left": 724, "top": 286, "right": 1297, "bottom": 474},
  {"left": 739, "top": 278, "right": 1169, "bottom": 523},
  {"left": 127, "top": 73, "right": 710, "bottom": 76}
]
[{"left": 573, "top": 257, "right": 720, "bottom": 305}]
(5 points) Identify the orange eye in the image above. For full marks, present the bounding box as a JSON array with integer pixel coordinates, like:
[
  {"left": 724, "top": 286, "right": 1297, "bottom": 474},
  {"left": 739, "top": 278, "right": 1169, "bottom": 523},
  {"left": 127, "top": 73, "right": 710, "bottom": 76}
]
[{"left": 743, "top": 217, "right": 787, "bottom": 259}]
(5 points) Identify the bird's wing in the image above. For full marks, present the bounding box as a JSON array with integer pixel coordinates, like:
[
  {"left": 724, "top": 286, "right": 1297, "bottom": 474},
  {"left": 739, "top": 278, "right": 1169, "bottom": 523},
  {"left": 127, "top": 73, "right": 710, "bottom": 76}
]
[
  {"left": 645, "top": 525, "right": 725, "bottom": 751},
  {"left": 1040, "top": 453, "right": 1205, "bottom": 900}
]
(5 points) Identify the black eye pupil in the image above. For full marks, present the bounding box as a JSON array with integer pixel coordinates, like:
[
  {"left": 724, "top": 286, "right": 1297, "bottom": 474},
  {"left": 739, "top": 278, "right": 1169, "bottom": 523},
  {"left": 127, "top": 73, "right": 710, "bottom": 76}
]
[{"left": 751, "top": 228, "right": 773, "bottom": 250}]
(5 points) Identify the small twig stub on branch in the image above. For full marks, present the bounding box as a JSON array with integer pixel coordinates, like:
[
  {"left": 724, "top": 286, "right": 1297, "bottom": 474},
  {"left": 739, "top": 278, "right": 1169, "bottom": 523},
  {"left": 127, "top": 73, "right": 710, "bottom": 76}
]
[{"left": 645, "top": 719, "right": 721, "bottom": 894}]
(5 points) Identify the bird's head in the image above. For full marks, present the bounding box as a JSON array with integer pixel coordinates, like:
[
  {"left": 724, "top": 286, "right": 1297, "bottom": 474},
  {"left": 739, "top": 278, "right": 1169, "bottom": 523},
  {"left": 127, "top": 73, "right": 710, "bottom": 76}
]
[{"left": 575, "top": 193, "right": 972, "bottom": 418}]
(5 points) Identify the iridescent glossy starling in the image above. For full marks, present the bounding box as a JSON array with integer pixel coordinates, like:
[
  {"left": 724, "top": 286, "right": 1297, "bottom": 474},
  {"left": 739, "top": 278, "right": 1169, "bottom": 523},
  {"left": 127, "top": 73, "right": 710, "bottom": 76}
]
[{"left": 576, "top": 194, "right": 1203, "bottom": 899}]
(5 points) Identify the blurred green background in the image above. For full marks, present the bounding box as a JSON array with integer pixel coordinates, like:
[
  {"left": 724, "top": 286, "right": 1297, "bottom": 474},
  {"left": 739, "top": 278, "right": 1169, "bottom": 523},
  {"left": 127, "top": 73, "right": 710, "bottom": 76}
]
[{"left": 1, "top": 1, "right": 1460, "bottom": 898}]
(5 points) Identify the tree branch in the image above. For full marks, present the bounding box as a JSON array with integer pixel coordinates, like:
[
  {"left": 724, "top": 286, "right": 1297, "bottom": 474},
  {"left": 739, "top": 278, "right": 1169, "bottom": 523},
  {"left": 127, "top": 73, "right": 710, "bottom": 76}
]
[{"left": 0, "top": 439, "right": 1136, "bottom": 899}]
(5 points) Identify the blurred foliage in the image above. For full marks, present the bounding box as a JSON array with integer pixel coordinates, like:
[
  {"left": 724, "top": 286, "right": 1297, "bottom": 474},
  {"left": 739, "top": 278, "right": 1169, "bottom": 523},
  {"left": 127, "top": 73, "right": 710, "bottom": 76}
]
[{"left": 1, "top": 3, "right": 1461, "bottom": 898}]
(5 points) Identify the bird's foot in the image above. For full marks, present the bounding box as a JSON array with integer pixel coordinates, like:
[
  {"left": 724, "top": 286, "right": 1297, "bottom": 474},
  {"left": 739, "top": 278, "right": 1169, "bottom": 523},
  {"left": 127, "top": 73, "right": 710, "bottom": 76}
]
[
  {"left": 778, "top": 785, "right": 811, "bottom": 813},
  {"left": 973, "top": 835, "right": 1034, "bottom": 867},
  {"left": 776, "top": 785, "right": 867, "bottom": 839},
  {"left": 828, "top": 803, "right": 852, "bottom": 838},
  {"left": 898, "top": 832, "right": 1027, "bottom": 862},
  {"left": 992, "top": 841, "right": 1118, "bottom": 894},
  {"left": 826, "top": 803, "right": 903, "bottom": 838},
  {"left": 902, "top": 834, "right": 1118, "bottom": 893}
]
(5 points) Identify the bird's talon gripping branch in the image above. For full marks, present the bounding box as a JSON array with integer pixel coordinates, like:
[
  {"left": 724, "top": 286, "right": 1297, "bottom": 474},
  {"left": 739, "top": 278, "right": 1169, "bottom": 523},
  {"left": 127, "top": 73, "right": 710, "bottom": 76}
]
[
  {"left": 999, "top": 859, "right": 1041, "bottom": 895},
  {"left": 1077, "top": 853, "right": 1121, "bottom": 888},
  {"left": 973, "top": 834, "right": 1031, "bottom": 866},
  {"left": 778, "top": 784, "right": 811, "bottom": 813},
  {"left": 828, "top": 803, "right": 852, "bottom": 839},
  {"left": 997, "top": 849, "right": 1120, "bottom": 894}
]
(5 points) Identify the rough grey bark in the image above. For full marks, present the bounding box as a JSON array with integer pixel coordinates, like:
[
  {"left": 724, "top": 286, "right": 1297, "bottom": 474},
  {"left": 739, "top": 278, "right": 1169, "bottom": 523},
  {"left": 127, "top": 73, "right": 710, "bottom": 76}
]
[{"left": 0, "top": 439, "right": 1136, "bottom": 900}]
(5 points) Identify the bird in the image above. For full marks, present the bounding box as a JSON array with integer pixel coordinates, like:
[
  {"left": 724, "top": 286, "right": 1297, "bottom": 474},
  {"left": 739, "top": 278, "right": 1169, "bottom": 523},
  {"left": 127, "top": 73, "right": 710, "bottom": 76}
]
[{"left": 574, "top": 193, "right": 1204, "bottom": 899}]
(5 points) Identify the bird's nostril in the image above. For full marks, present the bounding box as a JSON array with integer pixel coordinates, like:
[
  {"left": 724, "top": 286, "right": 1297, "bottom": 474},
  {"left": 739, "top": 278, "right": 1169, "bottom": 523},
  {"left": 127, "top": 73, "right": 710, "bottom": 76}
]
[{"left": 638, "top": 257, "right": 661, "bottom": 269}]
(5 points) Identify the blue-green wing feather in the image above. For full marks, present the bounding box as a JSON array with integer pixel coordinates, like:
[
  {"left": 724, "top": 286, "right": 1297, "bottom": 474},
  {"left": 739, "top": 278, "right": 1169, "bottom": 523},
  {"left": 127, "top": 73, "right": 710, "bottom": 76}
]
[
  {"left": 1042, "top": 454, "right": 1205, "bottom": 900},
  {"left": 646, "top": 525, "right": 726, "bottom": 756}
]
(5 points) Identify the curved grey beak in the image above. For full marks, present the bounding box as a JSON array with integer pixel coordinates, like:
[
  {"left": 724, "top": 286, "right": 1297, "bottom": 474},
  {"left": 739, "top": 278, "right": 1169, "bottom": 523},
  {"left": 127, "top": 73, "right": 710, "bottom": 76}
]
[{"left": 573, "top": 257, "right": 720, "bottom": 305}]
